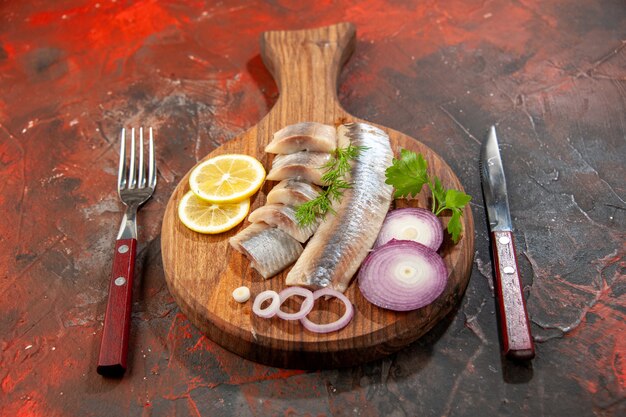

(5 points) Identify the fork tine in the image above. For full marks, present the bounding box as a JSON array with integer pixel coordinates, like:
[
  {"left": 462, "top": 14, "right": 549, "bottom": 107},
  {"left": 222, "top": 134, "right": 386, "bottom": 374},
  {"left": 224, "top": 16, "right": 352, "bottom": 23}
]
[
  {"left": 137, "top": 127, "right": 145, "bottom": 188},
  {"left": 148, "top": 127, "right": 157, "bottom": 188},
  {"left": 117, "top": 128, "right": 127, "bottom": 190},
  {"left": 128, "top": 128, "right": 136, "bottom": 189}
]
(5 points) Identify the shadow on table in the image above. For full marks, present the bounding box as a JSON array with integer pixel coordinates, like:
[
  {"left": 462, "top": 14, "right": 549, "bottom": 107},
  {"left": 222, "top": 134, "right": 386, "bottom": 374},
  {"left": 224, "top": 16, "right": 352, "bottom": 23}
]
[
  {"left": 246, "top": 54, "right": 279, "bottom": 114},
  {"left": 501, "top": 355, "right": 534, "bottom": 384}
]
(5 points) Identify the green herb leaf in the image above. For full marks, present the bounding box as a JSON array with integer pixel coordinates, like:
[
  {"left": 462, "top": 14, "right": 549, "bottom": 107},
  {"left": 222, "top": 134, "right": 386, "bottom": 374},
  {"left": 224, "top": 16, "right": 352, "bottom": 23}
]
[
  {"left": 385, "top": 148, "right": 472, "bottom": 244},
  {"left": 295, "top": 145, "right": 366, "bottom": 227},
  {"left": 445, "top": 189, "right": 472, "bottom": 209},
  {"left": 385, "top": 149, "right": 428, "bottom": 198},
  {"left": 447, "top": 209, "right": 463, "bottom": 244},
  {"left": 295, "top": 198, "right": 329, "bottom": 227}
]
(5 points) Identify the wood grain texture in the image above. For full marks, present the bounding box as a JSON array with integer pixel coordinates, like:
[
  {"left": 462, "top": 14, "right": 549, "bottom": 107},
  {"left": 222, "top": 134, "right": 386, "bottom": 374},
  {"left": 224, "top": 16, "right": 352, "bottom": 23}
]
[
  {"left": 97, "top": 238, "right": 136, "bottom": 377},
  {"left": 160, "top": 22, "right": 475, "bottom": 369},
  {"left": 491, "top": 231, "right": 535, "bottom": 361}
]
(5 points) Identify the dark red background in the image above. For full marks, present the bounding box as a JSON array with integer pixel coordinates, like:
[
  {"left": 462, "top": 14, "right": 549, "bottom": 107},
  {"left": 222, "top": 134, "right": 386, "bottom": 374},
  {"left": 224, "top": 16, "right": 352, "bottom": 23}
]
[{"left": 1, "top": 1, "right": 624, "bottom": 416}]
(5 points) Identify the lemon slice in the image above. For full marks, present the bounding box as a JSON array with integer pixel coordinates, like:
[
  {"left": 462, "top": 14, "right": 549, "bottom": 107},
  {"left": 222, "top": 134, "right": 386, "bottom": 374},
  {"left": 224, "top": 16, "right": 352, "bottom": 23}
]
[
  {"left": 189, "top": 154, "right": 266, "bottom": 203},
  {"left": 178, "top": 191, "right": 250, "bottom": 234}
]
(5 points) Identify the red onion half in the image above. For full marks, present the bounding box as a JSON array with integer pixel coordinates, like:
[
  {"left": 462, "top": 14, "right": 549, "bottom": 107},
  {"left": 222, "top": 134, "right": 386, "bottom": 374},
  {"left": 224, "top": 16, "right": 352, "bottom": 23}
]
[
  {"left": 374, "top": 208, "right": 443, "bottom": 251},
  {"left": 252, "top": 290, "right": 280, "bottom": 318},
  {"left": 300, "top": 288, "right": 354, "bottom": 333},
  {"left": 277, "top": 287, "right": 314, "bottom": 320},
  {"left": 358, "top": 240, "right": 448, "bottom": 311}
]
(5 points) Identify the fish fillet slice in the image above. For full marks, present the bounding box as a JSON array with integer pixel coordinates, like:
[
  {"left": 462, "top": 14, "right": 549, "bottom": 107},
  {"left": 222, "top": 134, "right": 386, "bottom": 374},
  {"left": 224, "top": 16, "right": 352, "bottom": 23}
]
[
  {"left": 265, "top": 122, "right": 337, "bottom": 154},
  {"left": 229, "top": 222, "right": 303, "bottom": 279},
  {"left": 266, "top": 151, "right": 331, "bottom": 185},
  {"left": 266, "top": 179, "right": 323, "bottom": 206},
  {"left": 248, "top": 204, "right": 319, "bottom": 243},
  {"left": 286, "top": 123, "right": 393, "bottom": 293}
]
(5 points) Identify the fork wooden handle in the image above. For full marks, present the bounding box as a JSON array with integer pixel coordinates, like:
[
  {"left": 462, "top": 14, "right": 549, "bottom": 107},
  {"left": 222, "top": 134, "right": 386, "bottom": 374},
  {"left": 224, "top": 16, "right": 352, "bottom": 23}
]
[
  {"left": 97, "top": 238, "right": 137, "bottom": 376},
  {"left": 491, "top": 231, "right": 535, "bottom": 361}
]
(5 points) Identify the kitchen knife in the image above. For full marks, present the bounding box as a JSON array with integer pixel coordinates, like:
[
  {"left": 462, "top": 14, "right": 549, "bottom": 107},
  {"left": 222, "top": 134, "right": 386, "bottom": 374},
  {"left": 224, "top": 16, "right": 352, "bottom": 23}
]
[{"left": 480, "top": 126, "right": 535, "bottom": 361}]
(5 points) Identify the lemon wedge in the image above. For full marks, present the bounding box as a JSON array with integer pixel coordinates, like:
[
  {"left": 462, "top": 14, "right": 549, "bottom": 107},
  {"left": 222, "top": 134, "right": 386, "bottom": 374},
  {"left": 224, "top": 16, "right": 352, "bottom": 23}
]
[
  {"left": 189, "top": 154, "right": 266, "bottom": 203},
  {"left": 178, "top": 191, "right": 250, "bottom": 234}
]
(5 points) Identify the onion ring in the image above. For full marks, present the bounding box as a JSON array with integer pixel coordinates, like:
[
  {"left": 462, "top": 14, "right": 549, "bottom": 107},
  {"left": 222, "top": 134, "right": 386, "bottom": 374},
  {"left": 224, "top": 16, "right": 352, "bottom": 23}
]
[
  {"left": 300, "top": 288, "right": 354, "bottom": 333},
  {"left": 374, "top": 208, "right": 443, "bottom": 251},
  {"left": 358, "top": 240, "right": 447, "bottom": 311},
  {"left": 277, "top": 287, "right": 315, "bottom": 320},
  {"left": 252, "top": 290, "right": 280, "bottom": 318}
]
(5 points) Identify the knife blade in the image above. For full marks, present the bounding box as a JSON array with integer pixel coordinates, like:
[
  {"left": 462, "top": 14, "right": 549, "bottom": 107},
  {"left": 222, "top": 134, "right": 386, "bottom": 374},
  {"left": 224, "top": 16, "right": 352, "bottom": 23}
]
[{"left": 480, "top": 126, "right": 535, "bottom": 361}]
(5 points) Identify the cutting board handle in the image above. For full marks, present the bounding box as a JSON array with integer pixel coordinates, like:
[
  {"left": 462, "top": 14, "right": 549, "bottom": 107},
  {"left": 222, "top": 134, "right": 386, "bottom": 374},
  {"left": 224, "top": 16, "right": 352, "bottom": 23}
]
[{"left": 260, "top": 22, "right": 356, "bottom": 121}]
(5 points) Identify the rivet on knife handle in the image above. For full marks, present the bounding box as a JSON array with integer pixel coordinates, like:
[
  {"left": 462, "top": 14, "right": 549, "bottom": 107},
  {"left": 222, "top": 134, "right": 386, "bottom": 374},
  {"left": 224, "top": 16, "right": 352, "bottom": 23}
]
[{"left": 491, "top": 231, "right": 535, "bottom": 360}]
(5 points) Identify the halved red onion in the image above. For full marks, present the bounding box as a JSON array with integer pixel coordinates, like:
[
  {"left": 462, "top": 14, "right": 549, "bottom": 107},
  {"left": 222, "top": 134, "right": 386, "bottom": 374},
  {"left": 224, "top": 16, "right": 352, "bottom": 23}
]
[
  {"left": 374, "top": 208, "right": 443, "bottom": 251},
  {"left": 277, "top": 287, "right": 314, "bottom": 320},
  {"left": 358, "top": 239, "right": 448, "bottom": 311},
  {"left": 252, "top": 290, "right": 280, "bottom": 318},
  {"left": 300, "top": 288, "right": 354, "bottom": 333}
]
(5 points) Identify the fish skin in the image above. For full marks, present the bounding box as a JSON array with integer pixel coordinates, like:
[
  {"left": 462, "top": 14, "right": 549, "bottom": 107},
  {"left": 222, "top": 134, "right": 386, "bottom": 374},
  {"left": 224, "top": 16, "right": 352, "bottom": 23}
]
[
  {"left": 229, "top": 222, "right": 303, "bottom": 279},
  {"left": 265, "top": 122, "right": 337, "bottom": 154},
  {"left": 248, "top": 204, "right": 320, "bottom": 243},
  {"left": 266, "top": 151, "right": 331, "bottom": 185},
  {"left": 285, "top": 123, "right": 394, "bottom": 292},
  {"left": 266, "top": 179, "right": 322, "bottom": 206}
]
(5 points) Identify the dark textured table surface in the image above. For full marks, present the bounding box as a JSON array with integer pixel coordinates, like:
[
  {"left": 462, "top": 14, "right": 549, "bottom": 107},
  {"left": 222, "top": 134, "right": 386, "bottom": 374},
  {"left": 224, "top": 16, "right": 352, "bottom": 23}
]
[{"left": 1, "top": 1, "right": 624, "bottom": 416}]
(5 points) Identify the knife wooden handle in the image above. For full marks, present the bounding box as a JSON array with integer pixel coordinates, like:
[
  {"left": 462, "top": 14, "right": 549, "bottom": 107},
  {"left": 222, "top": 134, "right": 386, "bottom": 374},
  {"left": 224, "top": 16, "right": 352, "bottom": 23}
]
[
  {"left": 97, "top": 238, "right": 136, "bottom": 376},
  {"left": 491, "top": 231, "right": 535, "bottom": 361}
]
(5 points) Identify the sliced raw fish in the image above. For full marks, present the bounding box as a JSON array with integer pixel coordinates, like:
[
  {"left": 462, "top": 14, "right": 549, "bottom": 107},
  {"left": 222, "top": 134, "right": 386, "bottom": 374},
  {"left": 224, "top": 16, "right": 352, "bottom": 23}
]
[
  {"left": 286, "top": 123, "right": 393, "bottom": 293},
  {"left": 266, "top": 179, "right": 323, "bottom": 206},
  {"left": 229, "top": 222, "right": 302, "bottom": 279},
  {"left": 266, "top": 152, "right": 331, "bottom": 185},
  {"left": 248, "top": 204, "right": 319, "bottom": 243},
  {"left": 265, "top": 122, "right": 337, "bottom": 154}
]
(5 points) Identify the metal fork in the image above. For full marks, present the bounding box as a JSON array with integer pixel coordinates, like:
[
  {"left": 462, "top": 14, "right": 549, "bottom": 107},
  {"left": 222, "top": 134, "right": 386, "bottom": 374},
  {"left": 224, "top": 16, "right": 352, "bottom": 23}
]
[{"left": 97, "top": 127, "right": 157, "bottom": 377}]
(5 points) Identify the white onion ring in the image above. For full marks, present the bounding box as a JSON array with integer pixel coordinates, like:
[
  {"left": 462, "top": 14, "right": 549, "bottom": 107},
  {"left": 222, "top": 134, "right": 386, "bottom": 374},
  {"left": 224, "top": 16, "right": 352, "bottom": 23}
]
[
  {"left": 252, "top": 290, "right": 280, "bottom": 318},
  {"left": 374, "top": 208, "right": 443, "bottom": 251},
  {"left": 277, "top": 287, "right": 314, "bottom": 320},
  {"left": 300, "top": 288, "right": 354, "bottom": 333}
]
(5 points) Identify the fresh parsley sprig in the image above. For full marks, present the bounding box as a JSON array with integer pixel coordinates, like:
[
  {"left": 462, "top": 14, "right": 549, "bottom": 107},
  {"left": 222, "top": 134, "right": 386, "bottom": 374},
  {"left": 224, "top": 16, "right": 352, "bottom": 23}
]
[
  {"left": 385, "top": 149, "right": 471, "bottom": 243},
  {"left": 295, "top": 145, "right": 367, "bottom": 227}
]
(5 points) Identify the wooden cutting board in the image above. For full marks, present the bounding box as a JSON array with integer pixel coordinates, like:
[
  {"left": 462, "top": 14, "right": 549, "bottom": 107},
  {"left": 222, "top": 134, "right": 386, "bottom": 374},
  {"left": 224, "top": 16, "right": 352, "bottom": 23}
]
[{"left": 161, "top": 22, "right": 474, "bottom": 369}]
